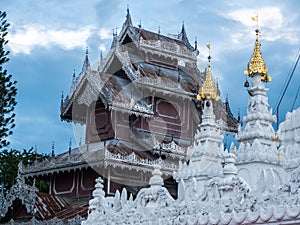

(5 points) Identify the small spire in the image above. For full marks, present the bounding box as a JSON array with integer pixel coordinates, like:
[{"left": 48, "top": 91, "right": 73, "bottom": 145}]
[
  {"left": 82, "top": 47, "right": 90, "bottom": 71},
  {"left": 51, "top": 141, "right": 55, "bottom": 157},
  {"left": 196, "top": 49, "right": 220, "bottom": 101},
  {"left": 68, "top": 138, "right": 72, "bottom": 155},
  {"left": 73, "top": 69, "right": 76, "bottom": 78},
  {"left": 244, "top": 28, "right": 271, "bottom": 82},
  {"left": 177, "top": 21, "right": 194, "bottom": 51},
  {"left": 158, "top": 26, "right": 160, "bottom": 35},
  {"left": 60, "top": 90, "right": 64, "bottom": 109},
  {"left": 181, "top": 21, "right": 185, "bottom": 33},
  {"left": 194, "top": 37, "right": 197, "bottom": 50},
  {"left": 178, "top": 21, "right": 187, "bottom": 41},
  {"left": 125, "top": 5, "right": 132, "bottom": 27}
]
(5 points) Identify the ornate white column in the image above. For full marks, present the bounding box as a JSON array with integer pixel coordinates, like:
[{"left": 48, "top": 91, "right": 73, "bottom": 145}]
[{"left": 174, "top": 55, "right": 224, "bottom": 195}]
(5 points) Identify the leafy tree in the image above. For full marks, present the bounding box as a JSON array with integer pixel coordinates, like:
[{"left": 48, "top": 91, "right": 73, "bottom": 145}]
[
  {"left": 0, "top": 11, "right": 17, "bottom": 149},
  {"left": 0, "top": 148, "right": 50, "bottom": 191}
]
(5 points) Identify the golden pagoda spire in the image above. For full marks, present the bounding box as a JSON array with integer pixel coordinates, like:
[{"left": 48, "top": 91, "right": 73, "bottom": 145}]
[
  {"left": 244, "top": 26, "right": 272, "bottom": 82},
  {"left": 197, "top": 48, "right": 220, "bottom": 101}
]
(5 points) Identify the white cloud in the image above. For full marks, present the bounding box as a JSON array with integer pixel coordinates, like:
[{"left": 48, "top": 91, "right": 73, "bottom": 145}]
[
  {"left": 98, "top": 28, "right": 111, "bottom": 40},
  {"left": 226, "top": 7, "right": 283, "bottom": 29},
  {"left": 7, "top": 24, "right": 94, "bottom": 55},
  {"left": 224, "top": 6, "right": 299, "bottom": 45}
]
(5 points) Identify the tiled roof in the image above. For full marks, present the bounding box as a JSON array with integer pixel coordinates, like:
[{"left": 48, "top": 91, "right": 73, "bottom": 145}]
[
  {"left": 53, "top": 204, "right": 88, "bottom": 221},
  {"left": 133, "top": 27, "right": 191, "bottom": 50},
  {"left": 35, "top": 192, "right": 88, "bottom": 221},
  {"left": 29, "top": 192, "right": 86, "bottom": 221}
]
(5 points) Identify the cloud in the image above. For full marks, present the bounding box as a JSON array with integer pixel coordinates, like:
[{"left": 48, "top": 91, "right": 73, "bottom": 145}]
[
  {"left": 226, "top": 7, "right": 283, "bottom": 28},
  {"left": 98, "top": 28, "right": 111, "bottom": 40},
  {"left": 7, "top": 24, "right": 94, "bottom": 55},
  {"left": 224, "top": 6, "right": 299, "bottom": 44}
]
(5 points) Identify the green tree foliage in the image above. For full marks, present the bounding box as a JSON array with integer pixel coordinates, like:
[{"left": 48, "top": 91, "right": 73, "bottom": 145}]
[
  {"left": 0, "top": 11, "right": 17, "bottom": 149},
  {"left": 0, "top": 148, "right": 49, "bottom": 191}
]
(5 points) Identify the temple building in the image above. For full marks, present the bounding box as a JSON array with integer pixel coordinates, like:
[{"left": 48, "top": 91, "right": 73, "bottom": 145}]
[
  {"left": 2, "top": 8, "right": 300, "bottom": 225},
  {"left": 0, "top": 8, "right": 238, "bottom": 224},
  {"left": 81, "top": 24, "right": 300, "bottom": 225}
]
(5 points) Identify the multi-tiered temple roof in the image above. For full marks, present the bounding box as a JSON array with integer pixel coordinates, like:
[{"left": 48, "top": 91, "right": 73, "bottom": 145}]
[{"left": 22, "top": 9, "right": 238, "bottom": 178}]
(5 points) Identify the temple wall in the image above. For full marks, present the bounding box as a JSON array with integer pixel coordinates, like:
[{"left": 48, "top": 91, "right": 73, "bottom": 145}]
[
  {"left": 49, "top": 167, "right": 130, "bottom": 199},
  {"left": 85, "top": 96, "right": 196, "bottom": 146},
  {"left": 86, "top": 103, "right": 114, "bottom": 143}
]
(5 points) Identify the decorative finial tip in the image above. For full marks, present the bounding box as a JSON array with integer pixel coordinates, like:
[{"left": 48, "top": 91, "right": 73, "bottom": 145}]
[{"left": 245, "top": 27, "right": 271, "bottom": 82}]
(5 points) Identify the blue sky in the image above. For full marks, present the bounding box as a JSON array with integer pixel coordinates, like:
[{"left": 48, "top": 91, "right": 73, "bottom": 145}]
[{"left": 1, "top": 0, "right": 300, "bottom": 154}]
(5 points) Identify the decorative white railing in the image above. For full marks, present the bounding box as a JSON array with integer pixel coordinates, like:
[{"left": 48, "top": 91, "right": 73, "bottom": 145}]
[
  {"left": 139, "top": 39, "right": 196, "bottom": 60},
  {"left": 104, "top": 150, "right": 178, "bottom": 172}
]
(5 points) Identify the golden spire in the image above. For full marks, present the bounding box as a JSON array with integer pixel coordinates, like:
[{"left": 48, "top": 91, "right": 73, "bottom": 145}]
[
  {"left": 244, "top": 28, "right": 272, "bottom": 82},
  {"left": 197, "top": 51, "right": 220, "bottom": 101}
]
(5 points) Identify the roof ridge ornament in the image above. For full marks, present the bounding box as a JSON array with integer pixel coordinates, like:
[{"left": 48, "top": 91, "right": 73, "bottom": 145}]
[
  {"left": 82, "top": 47, "right": 90, "bottom": 71},
  {"left": 244, "top": 15, "right": 272, "bottom": 82},
  {"left": 125, "top": 5, "right": 132, "bottom": 27},
  {"left": 197, "top": 44, "right": 220, "bottom": 101},
  {"left": 177, "top": 21, "right": 194, "bottom": 51}
]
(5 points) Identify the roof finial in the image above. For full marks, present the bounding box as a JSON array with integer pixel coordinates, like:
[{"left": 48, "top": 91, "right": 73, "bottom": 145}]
[
  {"left": 138, "top": 20, "right": 142, "bottom": 28},
  {"left": 125, "top": 5, "right": 132, "bottom": 26},
  {"left": 244, "top": 17, "right": 271, "bottom": 83},
  {"left": 60, "top": 91, "right": 64, "bottom": 109},
  {"left": 206, "top": 42, "right": 211, "bottom": 68},
  {"left": 158, "top": 26, "right": 160, "bottom": 35},
  {"left": 73, "top": 69, "right": 76, "bottom": 78},
  {"left": 51, "top": 141, "right": 55, "bottom": 157},
  {"left": 194, "top": 37, "right": 197, "bottom": 50},
  {"left": 68, "top": 138, "right": 72, "bottom": 155},
  {"left": 196, "top": 45, "right": 220, "bottom": 101},
  {"left": 82, "top": 47, "right": 90, "bottom": 71}
]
